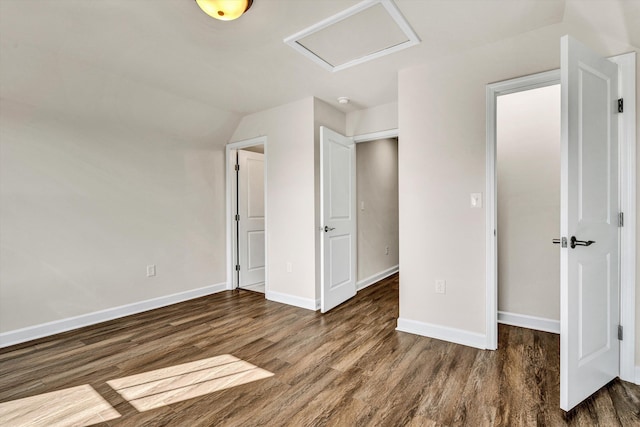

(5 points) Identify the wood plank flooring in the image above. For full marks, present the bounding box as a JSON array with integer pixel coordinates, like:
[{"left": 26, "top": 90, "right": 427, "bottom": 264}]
[{"left": 1, "top": 274, "right": 639, "bottom": 426}]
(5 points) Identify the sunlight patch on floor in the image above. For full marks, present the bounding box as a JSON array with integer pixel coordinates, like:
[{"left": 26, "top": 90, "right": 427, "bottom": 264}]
[
  {"left": 107, "top": 354, "right": 274, "bottom": 411},
  {"left": 0, "top": 384, "right": 121, "bottom": 427}
]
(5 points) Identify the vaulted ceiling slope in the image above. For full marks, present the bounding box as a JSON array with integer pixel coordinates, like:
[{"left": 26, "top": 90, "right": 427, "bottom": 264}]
[{"left": 0, "top": 0, "right": 638, "bottom": 143}]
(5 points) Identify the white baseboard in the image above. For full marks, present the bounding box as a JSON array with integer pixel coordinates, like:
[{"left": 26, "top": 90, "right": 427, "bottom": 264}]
[
  {"left": 0, "top": 282, "right": 227, "bottom": 348},
  {"left": 266, "top": 290, "right": 319, "bottom": 311},
  {"left": 357, "top": 265, "right": 399, "bottom": 291},
  {"left": 498, "top": 311, "right": 560, "bottom": 334},
  {"left": 396, "top": 317, "right": 486, "bottom": 350}
]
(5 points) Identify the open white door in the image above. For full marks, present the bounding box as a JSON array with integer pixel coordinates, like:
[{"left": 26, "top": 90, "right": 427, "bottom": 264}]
[
  {"left": 320, "top": 126, "right": 356, "bottom": 313},
  {"left": 560, "top": 35, "right": 619, "bottom": 411},
  {"left": 237, "top": 150, "right": 265, "bottom": 288}
]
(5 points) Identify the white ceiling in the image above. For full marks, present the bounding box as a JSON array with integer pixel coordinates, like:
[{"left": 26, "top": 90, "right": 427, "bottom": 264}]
[{"left": 1, "top": 0, "right": 638, "bottom": 140}]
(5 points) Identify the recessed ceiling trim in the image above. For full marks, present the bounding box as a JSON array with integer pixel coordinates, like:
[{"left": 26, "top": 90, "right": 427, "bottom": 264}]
[{"left": 284, "top": 0, "right": 420, "bottom": 72}]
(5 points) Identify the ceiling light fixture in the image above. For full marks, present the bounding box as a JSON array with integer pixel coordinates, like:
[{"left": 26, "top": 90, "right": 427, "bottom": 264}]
[
  {"left": 195, "top": 0, "right": 253, "bottom": 21},
  {"left": 337, "top": 97, "right": 350, "bottom": 105}
]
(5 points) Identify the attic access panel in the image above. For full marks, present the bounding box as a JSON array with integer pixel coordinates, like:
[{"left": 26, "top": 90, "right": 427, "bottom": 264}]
[{"left": 284, "top": 0, "right": 420, "bottom": 72}]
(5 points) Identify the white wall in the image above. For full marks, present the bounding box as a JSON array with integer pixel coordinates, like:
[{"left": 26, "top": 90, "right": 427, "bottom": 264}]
[
  {"left": 497, "top": 85, "right": 561, "bottom": 321},
  {"left": 230, "top": 98, "right": 317, "bottom": 303},
  {"left": 346, "top": 102, "right": 398, "bottom": 136},
  {"left": 398, "top": 20, "right": 639, "bottom": 358},
  {"left": 0, "top": 99, "right": 239, "bottom": 333},
  {"left": 356, "top": 138, "right": 399, "bottom": 281}
]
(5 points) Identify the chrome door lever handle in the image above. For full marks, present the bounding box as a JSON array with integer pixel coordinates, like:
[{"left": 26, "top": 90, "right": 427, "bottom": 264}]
[
  {"left": 324, "top": 226, "right": 335, "bottom": 232},
  {"left": 570, "top": 236, "right": 595, "bottom": 249}
]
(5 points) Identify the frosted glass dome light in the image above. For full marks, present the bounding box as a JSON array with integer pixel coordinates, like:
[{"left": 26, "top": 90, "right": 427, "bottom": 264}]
[{"left": 195, "top": 0, "right": 253, "bottom": 21}]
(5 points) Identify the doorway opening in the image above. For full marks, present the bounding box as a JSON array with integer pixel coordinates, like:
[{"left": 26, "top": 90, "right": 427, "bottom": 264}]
[
  {"left": 226, "top": 137, "right": 267, "bottom": 295},
  {"left": 319, "top": 128, "right": 399, "bottom": 312},
  {"left": 486, "top": 53, "right": 636, "bottom": 389},
  {"left": 354, "top": 135, "right": 399, "bottom": 291},
  {"left": 496, "top": 84, "right": 561, "bottom": 333}
]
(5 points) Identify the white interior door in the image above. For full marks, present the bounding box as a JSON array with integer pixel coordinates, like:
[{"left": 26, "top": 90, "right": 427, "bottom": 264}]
[
  {"left": 237, "top": 150, "right": 265, "bottom": 288},
  {"left": 320, "top": 126, "right": 356, "bottom": 313},
  {"left": 560, "top": 35, "right": 619, "bottom": 411}
]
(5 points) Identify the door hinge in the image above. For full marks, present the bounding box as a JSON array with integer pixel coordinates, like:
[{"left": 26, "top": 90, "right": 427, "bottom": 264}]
[
  {"left": 618, "top": 325, "right": 623, "bottom": 340},
  {"left": 235, "top": 264, "right": 240, "bottom": 271},
  {"left": 618, "top": 98, "right": 623, "bottom": 113},
  {"left": 618, "top": 212, "right": 624, "bottom": 227},
  {"left": 235, "top": 164, "right": 240, "bottom": 171},
  {"left": 235, "top": 214, "right": 240, "bottom": 221}
]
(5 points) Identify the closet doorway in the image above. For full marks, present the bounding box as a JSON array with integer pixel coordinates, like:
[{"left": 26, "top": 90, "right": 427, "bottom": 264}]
[{"left": 226, "top": 137, "right": 267, "bottom": 294}]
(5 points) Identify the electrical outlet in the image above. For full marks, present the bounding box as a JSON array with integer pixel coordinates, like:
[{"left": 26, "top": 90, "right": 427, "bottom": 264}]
[
  {"left": 435, "top": 279, "right": 446, "bottom": 294},
  {"left": 147, "top": 265, "right": 156, "bottom": 277},
  {"left": 385, "top": 246, "right": 389, "bottom": 255},
  {"left": 286, "top": 262, "right": 292, "bottom": 273}
]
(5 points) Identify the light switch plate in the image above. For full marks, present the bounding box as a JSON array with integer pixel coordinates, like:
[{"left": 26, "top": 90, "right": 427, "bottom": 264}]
[
  {"left": 470, "top": 193, "right": 482, "bottom": 208},
  {"left": 147, "top": 265, "right": 156, "bottom": 277}
]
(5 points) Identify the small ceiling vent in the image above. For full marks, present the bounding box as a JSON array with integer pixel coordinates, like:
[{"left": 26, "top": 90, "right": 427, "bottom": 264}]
[{"left": 284, "top": 0, "right": 420, "bottom": 72}]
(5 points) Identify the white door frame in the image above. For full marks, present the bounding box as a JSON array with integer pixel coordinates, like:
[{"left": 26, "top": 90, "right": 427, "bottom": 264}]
[
  {"left": 225, "top": 136, "right": 268, "bottom": 292},
  {"left": 353, "top": 128, "right": 399, "bottom": 143},
  {"left": 485, "top": 52, "right": 636, "bottom": 383}
]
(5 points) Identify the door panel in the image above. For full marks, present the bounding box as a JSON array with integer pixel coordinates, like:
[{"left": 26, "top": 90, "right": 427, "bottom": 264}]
[
  {"left": 329, "top": 234, "right": 352, "bottom": 288},
  {"left": 247, "top": 157, "right": 265, "bottom": 218},
  {"left": 247, "top": 230, "right": 265, "bottom": 270},
  {"left": 578, "top": 258, "right": 609, "bottom": 361},
  {"left": 329, "top": 143, "right": 351, "bottom": 219},
  {"left": 560, "top": 35, "right": 619, "bottom": 411},
  {"left": 321, "top": 126, "right": 356, "bottom": 313},
  {"left": 238, "top": 150, "right": 265, "bottom": 287}
]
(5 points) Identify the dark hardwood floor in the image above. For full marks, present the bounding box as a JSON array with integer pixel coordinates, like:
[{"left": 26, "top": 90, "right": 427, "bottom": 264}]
[{"left": 1, "top": 274, "right": 639, "bottom": 426}]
